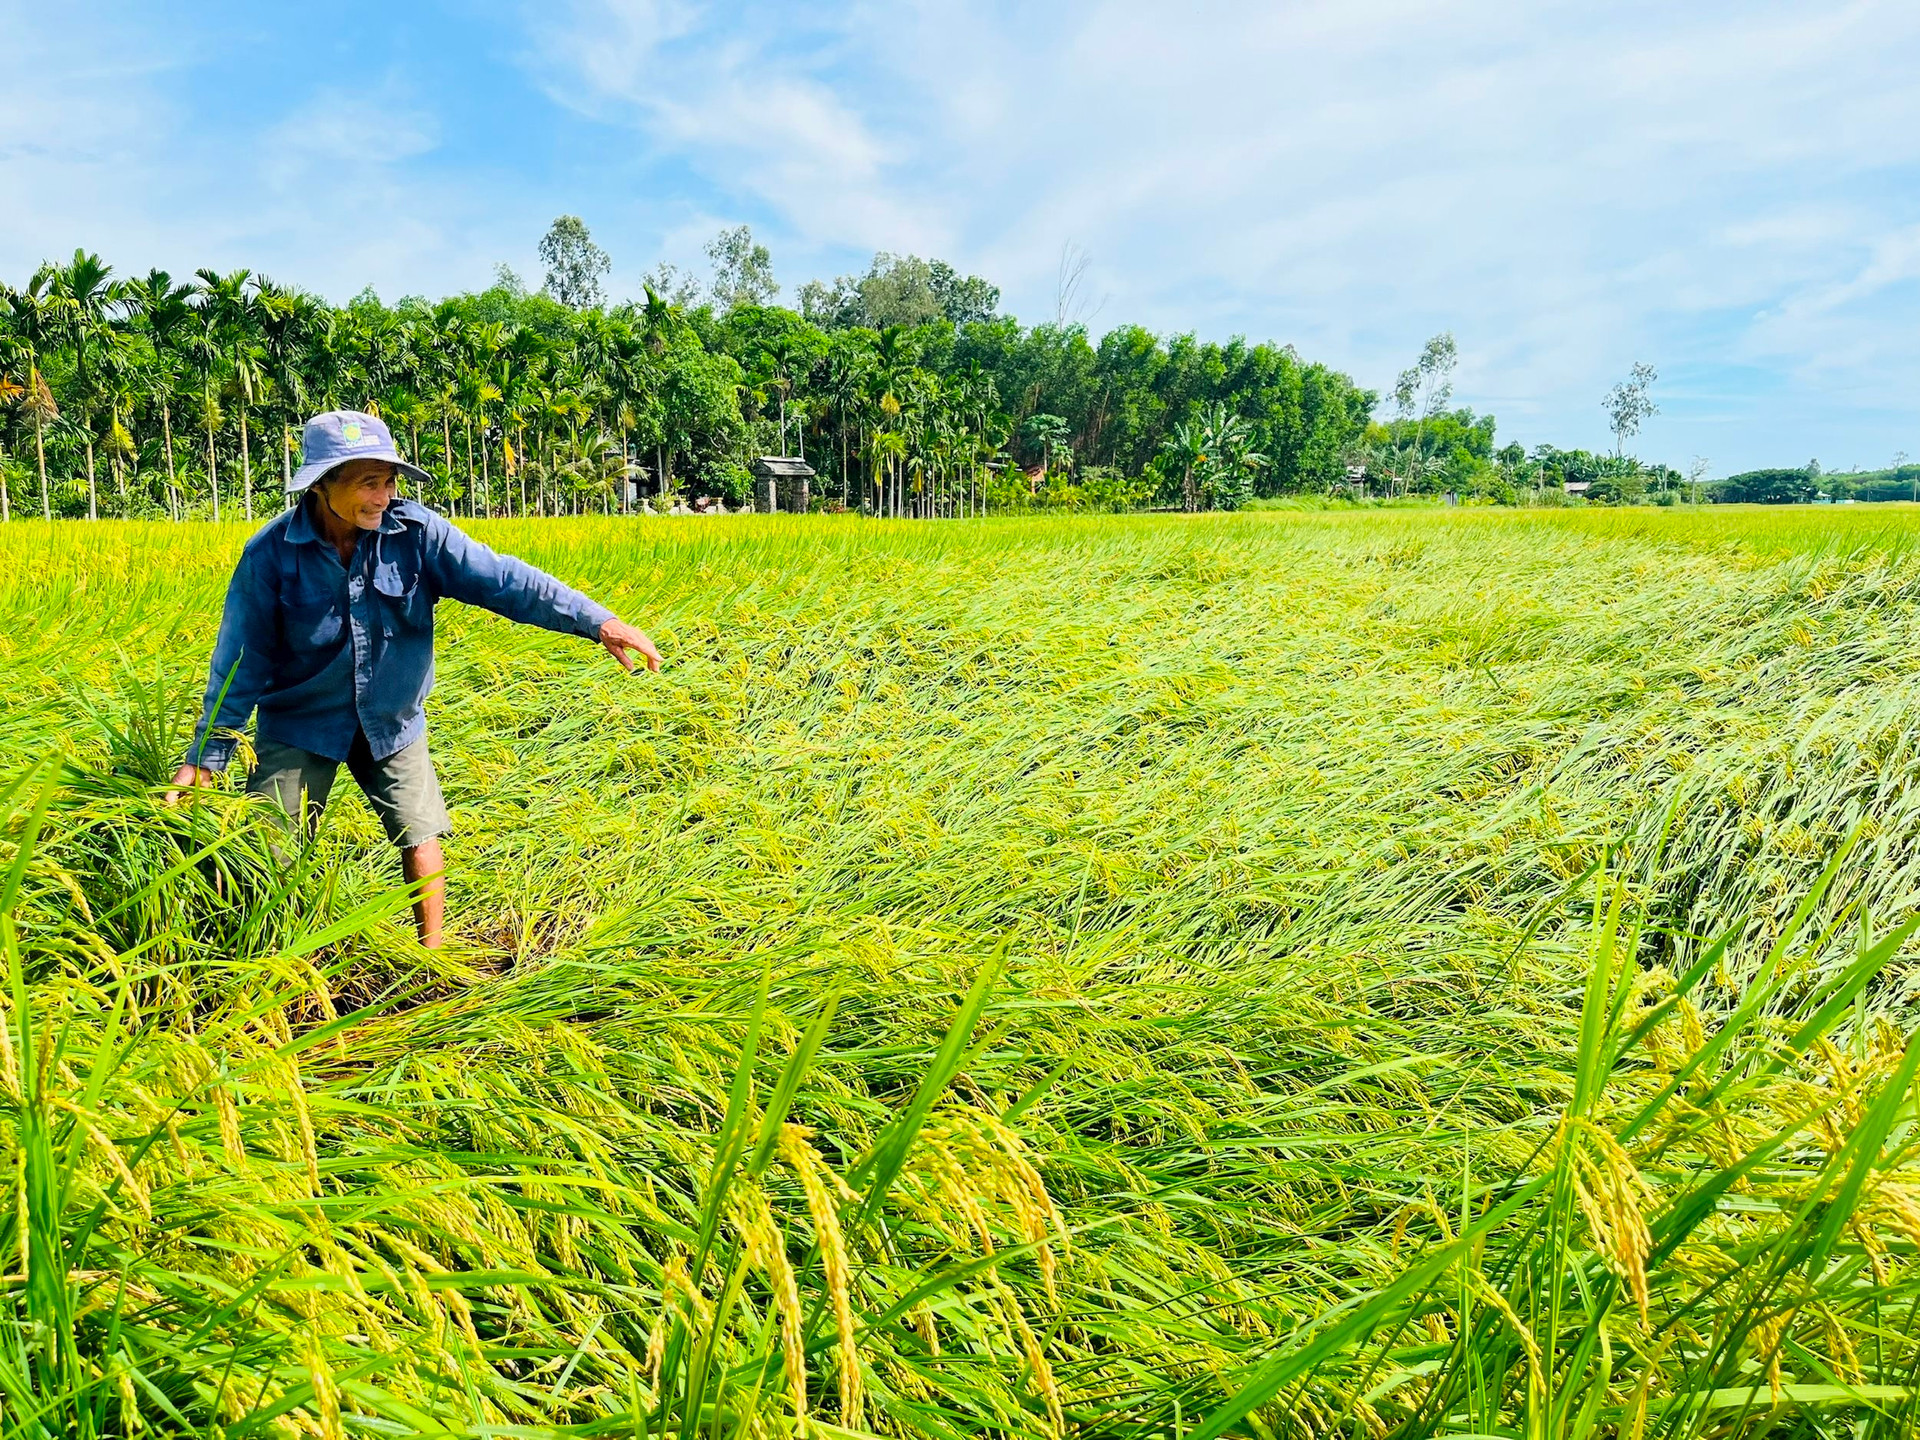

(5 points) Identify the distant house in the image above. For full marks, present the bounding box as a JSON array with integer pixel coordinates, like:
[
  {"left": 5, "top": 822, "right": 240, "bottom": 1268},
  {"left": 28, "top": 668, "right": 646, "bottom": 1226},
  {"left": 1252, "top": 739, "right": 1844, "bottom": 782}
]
[
  {"left": 1564, "top": 480, "right": 1592, "bottom": 495},
  {"left": 750, "top": 456, "right": 816, "bottom": 513}
]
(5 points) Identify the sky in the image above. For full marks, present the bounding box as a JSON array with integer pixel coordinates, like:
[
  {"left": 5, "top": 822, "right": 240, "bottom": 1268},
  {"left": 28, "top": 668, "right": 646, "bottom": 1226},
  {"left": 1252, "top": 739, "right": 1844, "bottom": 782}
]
[{"left": 6, "top": 0, "right": 1920, "bottom": 474}]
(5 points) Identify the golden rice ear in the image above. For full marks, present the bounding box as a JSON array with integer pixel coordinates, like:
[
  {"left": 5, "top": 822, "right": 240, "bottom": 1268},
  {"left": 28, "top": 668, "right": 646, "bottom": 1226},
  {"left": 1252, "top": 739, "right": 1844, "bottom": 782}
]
[
  {"left": 779, "top": 1125, "right": 862, "bottom": 1427},
  {"left": 1557, "top": 1118, "right": 1655, "bottom": 1328},
  {"left": 732, "top": 1184, "right": 808, "bottom": 1423},
  {"left": 225, "top": 728, "right": 258, "bottom": 775}
]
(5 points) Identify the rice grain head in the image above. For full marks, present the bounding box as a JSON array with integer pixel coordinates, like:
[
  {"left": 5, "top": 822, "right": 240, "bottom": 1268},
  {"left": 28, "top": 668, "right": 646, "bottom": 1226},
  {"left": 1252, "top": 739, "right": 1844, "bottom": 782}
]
[{"left": 780, "top": 1124, "right": 862, "bottom": 1427}]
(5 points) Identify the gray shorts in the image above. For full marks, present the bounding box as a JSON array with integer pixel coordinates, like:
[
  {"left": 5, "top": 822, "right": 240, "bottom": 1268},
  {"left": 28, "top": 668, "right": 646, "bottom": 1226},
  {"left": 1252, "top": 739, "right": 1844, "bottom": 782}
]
[{"left": 247, "top": 730, "right": 451, "bottom": 849}]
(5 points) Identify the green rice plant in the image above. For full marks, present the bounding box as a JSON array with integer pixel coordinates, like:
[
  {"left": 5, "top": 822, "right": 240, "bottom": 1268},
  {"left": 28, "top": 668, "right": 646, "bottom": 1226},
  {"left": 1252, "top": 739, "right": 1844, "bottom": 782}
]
[{"left": 7, "top": 510, "right": 1920, "bottom": 1436}]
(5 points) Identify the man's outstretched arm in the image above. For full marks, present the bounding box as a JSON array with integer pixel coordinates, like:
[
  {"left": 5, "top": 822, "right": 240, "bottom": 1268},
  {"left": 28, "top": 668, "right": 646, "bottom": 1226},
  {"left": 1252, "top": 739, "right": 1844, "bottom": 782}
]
[{"left": 426, "top": 519, "right": 661, "bottom": 672}]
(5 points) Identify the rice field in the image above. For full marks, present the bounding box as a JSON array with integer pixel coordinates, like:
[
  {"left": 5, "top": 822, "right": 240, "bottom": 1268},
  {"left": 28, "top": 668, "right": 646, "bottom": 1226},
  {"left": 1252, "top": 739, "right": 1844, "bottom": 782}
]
[{"left": 7, "top": 505, "right": 1920, "bottom": 1438}]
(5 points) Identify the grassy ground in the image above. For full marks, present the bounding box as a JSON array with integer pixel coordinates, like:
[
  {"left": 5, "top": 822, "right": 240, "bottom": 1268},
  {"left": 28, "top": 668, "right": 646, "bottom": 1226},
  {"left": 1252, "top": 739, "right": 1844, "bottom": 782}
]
[{"left": 6, "top": 507, "right": 1920, "bottom": 1437}]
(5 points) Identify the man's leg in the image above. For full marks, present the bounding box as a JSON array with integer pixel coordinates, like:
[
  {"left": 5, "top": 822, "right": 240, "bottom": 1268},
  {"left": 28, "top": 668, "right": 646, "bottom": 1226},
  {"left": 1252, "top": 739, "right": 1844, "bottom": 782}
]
[
  {"left": 401, "top": 838, "right": 446, "bottom": 950},
  {"left": 348, "top": 731, "right": 453, "bottom": 950},
  {"left": 245, "top": 736, "right": 341, "bottom": 848}
]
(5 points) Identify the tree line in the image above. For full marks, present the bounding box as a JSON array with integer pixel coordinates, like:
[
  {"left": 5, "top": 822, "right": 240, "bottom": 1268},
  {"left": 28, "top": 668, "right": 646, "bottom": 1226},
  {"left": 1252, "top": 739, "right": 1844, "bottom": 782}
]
[
  {"left": 4, "top": 218, "right": 1715, "bottom": 523},
  {"left": 0, "top": 220, "right": 1396, "bottom": 522}
]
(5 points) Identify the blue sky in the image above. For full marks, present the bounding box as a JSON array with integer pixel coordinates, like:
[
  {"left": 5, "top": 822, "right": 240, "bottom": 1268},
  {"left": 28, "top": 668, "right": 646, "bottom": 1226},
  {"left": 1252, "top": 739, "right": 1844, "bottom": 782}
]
[{"left": 6, "top": 0, "right": 1920, "bottom": 474}]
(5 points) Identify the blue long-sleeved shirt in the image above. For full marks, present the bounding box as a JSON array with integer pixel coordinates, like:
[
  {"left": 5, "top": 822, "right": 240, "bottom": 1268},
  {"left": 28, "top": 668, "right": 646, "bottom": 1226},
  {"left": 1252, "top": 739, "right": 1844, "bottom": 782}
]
[{"left": 187, "top": 496, "right": 615, "bottom": 771}]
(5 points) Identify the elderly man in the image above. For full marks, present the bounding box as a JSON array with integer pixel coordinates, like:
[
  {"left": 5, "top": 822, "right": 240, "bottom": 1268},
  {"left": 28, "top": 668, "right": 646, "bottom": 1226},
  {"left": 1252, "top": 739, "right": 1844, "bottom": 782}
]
[{"left": 168, "top": 410, "right": 660, "bottom": 949}]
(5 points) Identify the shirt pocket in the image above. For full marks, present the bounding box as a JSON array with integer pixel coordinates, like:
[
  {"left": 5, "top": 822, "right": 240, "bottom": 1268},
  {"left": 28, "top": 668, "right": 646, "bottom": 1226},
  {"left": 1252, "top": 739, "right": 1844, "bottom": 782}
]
[
  {"left": 282, "top": 579, "right": 344, "bottom": 649},
  {"left": 373, "top": 559, "right": 432, "bottom": 631}
]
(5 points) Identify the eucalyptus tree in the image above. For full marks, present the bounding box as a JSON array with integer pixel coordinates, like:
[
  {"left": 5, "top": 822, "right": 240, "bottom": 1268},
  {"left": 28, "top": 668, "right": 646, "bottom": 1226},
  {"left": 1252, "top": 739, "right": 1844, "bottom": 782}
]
[
  {"left": 707, "top": 225, "right": 778, "bottom": 312},
  {"left": 1605, "top": 362, "right": 1658, "bottom": 458},
  {"left": 538, "top": 215, "right": 610, "bottom": 309}
]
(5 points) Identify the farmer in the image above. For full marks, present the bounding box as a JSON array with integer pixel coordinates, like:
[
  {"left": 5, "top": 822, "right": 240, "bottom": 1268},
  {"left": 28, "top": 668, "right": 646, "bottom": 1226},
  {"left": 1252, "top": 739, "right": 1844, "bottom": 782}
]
[{"left": 167, "top": 409, "right": 660, "bottom": 949}]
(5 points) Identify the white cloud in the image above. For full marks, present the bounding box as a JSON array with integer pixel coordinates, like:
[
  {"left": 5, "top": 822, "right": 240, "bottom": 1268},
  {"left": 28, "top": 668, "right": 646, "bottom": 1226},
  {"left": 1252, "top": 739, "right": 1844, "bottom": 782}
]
[
  {"left": 6, "top": 0, "right": 1919, "bottom": 470},
  {"left": 525, "top": 0, "right": 943, "bottom": 256},
  {"left": 527, "top": 0, "right": 1920, "bottom": 466},
  {"left": 0, "top": 6, "right": 517, "bottom": 305},
  {"left": 261, "top": 85, "right": 440, "bottom": 191}
]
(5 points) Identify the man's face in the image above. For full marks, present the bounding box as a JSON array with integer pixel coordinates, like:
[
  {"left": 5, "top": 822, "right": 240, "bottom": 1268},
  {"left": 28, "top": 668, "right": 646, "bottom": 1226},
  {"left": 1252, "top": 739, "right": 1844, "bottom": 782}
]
[{"left": 319, "top": 460, "right": 398, "bottom": 530}]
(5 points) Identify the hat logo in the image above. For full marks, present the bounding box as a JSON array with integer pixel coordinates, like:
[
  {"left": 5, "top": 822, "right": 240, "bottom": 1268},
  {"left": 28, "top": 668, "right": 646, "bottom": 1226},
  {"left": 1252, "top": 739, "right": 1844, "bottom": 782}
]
[{"left": 341, "top": 421, "right": 363, "bottom": 442}]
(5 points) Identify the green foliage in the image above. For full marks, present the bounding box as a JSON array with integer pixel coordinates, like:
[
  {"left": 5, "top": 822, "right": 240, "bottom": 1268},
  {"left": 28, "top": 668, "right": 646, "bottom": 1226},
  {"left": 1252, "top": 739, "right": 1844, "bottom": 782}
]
[
  {"left": 10, "top": 512, "right": 1920, "bottom": 1434},
  {"left": 1585, "top": 464, "right": 1648, "bottom": 505},
  {"left": 537, "top": 214, "right": 611, "bottom": 310},
  {"left": 1715, "top": 466, "right": 1822, "bottom": 504},
  {"left": 1819, "top": 466, "right": 1920, "bottom": 503},
  {"left": 704, "top": 225, "right": 778, "bottom": 313}
]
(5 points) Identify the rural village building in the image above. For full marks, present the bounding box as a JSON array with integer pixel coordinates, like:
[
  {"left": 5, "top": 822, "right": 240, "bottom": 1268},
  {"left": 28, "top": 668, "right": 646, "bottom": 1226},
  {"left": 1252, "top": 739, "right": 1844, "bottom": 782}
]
[{"left": 750, "top": 456, "right": 815, "bottom": 513}]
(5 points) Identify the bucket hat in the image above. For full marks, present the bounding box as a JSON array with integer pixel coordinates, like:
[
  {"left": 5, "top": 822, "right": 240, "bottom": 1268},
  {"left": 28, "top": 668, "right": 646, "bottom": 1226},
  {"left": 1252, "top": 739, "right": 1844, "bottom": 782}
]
[{"left": 288, "top": 410, "right": 432, "bottom": 493}]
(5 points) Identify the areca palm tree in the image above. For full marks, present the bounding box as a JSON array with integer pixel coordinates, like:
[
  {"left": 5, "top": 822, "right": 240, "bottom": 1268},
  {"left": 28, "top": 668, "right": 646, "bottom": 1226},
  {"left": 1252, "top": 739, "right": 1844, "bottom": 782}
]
[
  {"left": 949, "top": 361, "right": 997, "bottom": 517},
  {"left": 100, "top": 340, "right": 142, "bottom": 507},
  {"left": 639, "top": 283, "right": 679, "bottom": 357},
  {"left": 819, "top": 338, "right": 871, "bottom": 507},
  {"left": 1022, "top": 412, "right": 1070, "bottom": 489},
  {"left": 127, "top": 270, "right": 194, "bottom": 519},
  {"left": 0, "top": 360, "right": 22, "bottom": 522},
  {"left": 870, "top": 429, "right": 906, "bottom": 518},
  {"left": 195, "top": 269, "right": 264, "bottom": 519},
  {"left": 52, "top": 250, "right": 128, "bottom": 521},
  {"left": 559, "top": 430, "right": 638, "bottom": 516},
  {"left": 254, "top": 279, "right": 323, "bottom": 501},
  {"left": 181, "top": 307, "right": 227, "bottom": 520},
  {"left": 452, "top": 372, "right": 500, "bottom": 518},
  {"left": 756, "top": 332, "right": 811, "bottom": 458},
  {"left": 1, "top": 274, "right": 63, "bottom": 519},
  {"left": 380, "top": 388, "right": 430, "bottom": 499}
]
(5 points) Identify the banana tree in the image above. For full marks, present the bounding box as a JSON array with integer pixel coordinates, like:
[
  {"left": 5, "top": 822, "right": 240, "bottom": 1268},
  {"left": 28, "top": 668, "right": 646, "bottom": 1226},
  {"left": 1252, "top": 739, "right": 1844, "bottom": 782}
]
[
  {"left": 1160, "top": 420, "right": 1203, "bottom": 513},
  {"left": 1196, "top": 403, "right": 1266, "bottom": 512}
]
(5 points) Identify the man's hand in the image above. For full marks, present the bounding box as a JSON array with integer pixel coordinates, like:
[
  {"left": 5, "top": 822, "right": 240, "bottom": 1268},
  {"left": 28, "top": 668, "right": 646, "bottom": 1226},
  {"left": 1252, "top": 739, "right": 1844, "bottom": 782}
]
[
  {"left": 165, "top": 763, "right": 215, "bottom": 806},
  {"left": 599, "top": 617, "right": 662, "bottom": 673}
]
